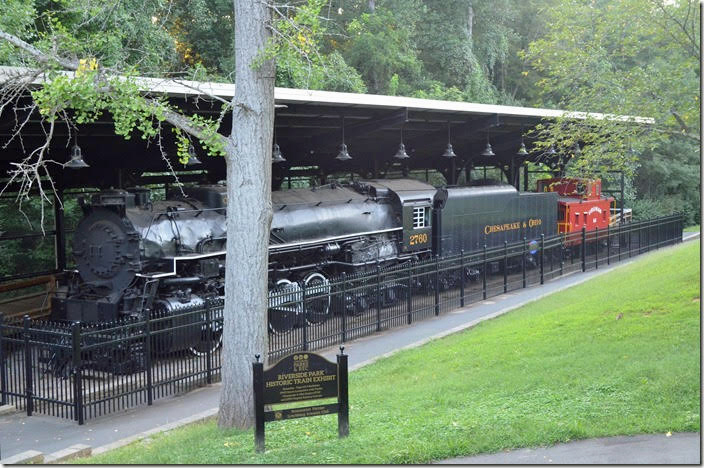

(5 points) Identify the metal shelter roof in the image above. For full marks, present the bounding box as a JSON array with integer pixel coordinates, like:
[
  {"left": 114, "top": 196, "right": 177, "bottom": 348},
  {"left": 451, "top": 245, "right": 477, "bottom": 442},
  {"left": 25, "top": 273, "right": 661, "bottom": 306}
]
[{"left": 0, "top": 67, "right": 649, "bottom": 190}]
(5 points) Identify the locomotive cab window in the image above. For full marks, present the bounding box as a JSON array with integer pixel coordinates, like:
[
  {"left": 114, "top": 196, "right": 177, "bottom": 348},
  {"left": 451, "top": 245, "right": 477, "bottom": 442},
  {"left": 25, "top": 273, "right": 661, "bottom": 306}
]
[{"left": 412, "top": 206, "right": 429, "bottom": 229}]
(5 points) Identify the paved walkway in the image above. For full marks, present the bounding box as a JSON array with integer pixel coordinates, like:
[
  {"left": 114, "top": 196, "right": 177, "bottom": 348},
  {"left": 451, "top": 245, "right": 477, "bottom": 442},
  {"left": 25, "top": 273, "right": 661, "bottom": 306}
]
[
  {"left": 0, "top": 234, "right": 699, "bottom": 461},
  {"left": 436, "top": 432, "right": 701, "bottom": 464}
]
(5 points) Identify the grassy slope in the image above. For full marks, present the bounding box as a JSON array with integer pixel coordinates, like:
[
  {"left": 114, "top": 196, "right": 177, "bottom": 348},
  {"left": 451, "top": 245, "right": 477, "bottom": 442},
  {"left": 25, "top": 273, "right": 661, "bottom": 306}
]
[{"left": 83, "top": 242, "right": 700, "bottom": 464}]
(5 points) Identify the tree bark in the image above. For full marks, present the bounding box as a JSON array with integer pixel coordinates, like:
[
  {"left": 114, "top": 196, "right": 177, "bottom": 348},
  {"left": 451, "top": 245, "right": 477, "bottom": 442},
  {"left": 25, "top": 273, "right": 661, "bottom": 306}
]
[
  {"left": 218, "top": 0, "right": 274, "bottom": 429},
  {"left": 467, "top": 1, "right": 474, "bottom": 42},
  {"left": 368, "top": 0, "right": 375, "bottom": 13}
]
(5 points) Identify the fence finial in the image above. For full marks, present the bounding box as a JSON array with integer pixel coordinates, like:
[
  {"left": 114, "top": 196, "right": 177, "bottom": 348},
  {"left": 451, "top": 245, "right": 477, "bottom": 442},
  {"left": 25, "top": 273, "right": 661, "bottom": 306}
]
[
  {"left": 339, "top": 346, "right": 345, "bottom": 355},
  {"left": 255, "top": 354, "right": 260, "bottom": 363}
]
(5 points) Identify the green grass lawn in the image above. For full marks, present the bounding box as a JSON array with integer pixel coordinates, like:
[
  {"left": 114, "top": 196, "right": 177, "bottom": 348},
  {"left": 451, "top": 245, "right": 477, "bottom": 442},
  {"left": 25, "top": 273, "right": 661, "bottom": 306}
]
[
  {"left": 82, "top": 242, "right": 700, "bottom": 464},
  {"left": 684, "top": 225, "right": 700, "bottom": 232}
]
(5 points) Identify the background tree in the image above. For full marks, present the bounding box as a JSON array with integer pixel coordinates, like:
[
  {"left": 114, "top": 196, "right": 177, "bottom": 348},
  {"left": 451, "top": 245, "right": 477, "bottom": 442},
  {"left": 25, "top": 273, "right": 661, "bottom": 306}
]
[{"left": 521, "top": 0, "right": 699, "bottom": 222}]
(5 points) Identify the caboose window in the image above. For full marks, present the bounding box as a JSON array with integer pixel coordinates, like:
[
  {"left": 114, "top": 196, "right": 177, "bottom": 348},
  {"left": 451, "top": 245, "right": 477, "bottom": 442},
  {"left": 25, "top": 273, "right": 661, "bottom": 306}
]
[{"left": 413, "top": 207, "right": 427, "bottom": 229}]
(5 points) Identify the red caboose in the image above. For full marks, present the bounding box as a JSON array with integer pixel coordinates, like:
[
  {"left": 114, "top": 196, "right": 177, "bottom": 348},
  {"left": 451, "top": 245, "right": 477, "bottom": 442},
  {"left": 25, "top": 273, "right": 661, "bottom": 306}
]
[{"left": 537, "top": 178, "right": 614, "bottom": 242}]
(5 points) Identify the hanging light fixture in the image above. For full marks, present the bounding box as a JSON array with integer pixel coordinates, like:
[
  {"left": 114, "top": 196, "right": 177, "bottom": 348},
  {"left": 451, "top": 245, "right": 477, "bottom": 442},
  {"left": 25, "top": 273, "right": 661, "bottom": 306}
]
[
  {"left": 65, "top": 135, "right": 89, "bottom": 169},
  {"left": 336, "top": 116, "right": 352, "bottom": 161},
  {"left": 545, "top": 145, "right": 557, "bottom": 156},
  {"left": 272, "top": 143, "right": 286, "bottom": 163},
  {"left": 394, "top": 143, "right": 409, "bottom": 160},
  {"left": 572, "top": 142, "right": 581, "bottom": 155},
  {"left": 272, "top": 126, "right": 286, "bottom": 163},
  {"left": 186, "top": 144, "right": 202, "bottom": 166},
  {"left": 393, "top": 124, "right": 409, "bottom": 160},
  {"left": 481, "top": 131, "right": 495, "bottom": 157},
  {"left": 441, "top": 121, "right": 456, "bottom": 158}
]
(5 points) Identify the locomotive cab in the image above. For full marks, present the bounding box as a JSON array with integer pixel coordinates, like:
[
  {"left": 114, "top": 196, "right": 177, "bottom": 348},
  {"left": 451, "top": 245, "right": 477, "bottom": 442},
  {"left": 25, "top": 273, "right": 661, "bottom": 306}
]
[{"left": 356, "top": 179, "right": 435, "bottom": 255}]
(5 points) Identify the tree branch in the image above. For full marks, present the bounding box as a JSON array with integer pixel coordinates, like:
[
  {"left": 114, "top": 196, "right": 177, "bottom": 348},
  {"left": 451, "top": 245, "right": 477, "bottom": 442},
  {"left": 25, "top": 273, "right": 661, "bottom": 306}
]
[
  {"left": 0, "top": 31, "right": 79, "bottom": 70},
  {"left": 0, "top": 28, "right": 229, "bottom": 148}
]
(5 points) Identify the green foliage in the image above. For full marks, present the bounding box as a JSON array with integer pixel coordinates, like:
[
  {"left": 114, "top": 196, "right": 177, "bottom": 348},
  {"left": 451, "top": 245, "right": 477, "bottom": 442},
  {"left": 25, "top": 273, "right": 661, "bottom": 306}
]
[
  {"left": 27, "top": 0, "right": 180, "bottom": 74},
  {"left": 0, "top": 195, "right": 82, "bottom": 278},
  {"left": 80, "top": 242, "right": 700, "bottom": 464},
  {"left": 523, "top": 0, "right": 699, "bottom": 176},
  {"left": 0, "top": 0, "right": 35, "bottom": 64},
  {"left": 162, "top": 0, "right": 236, "bottom": 77},
  {"left": 629, "top": 137, "right": 700, "bottom": 225},
  {"left": 341, "top": 8, "right": 421, "bottom": 94}
]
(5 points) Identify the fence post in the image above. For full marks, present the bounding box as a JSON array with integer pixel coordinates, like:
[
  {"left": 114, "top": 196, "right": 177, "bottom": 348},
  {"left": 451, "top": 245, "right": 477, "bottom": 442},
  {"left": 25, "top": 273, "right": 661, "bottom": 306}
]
[
  {"left": 434, "top": 256, "right": 440, "bottom": 316},
  {"left": 606, "top": 224, "right": 611, "bottom": 265},
  {"left": 407, "top": 264, "right": 413, "bottom": 324},
  {"left": 522, "top": 238, "right": 527, "bottom": 288},
  {"left": 301, "top": 283, "right": 308, "bottom": 351},
  {"left": 376, "top": 263, "right": 382, "bottom": 330},
  {"left": 539, "top": 234, "right": 545, "bottom": 285},
  {"left": 594, "top": 227, "right": 599, "bottom": 269},
  {"left": 205, "top": 300, "right": 213, "bottom": 385},
  {"left": 23, "top": 315, "right": 32, "bottom": 417},
  {"left": 628, "top": 222, "right": 632, "bottom": 257},
  {"left": 145, "top": 308, "right": 154, "bottom": 404},
  {"left": 71, "top": 322, "right": 83, "bottom": 425},
  {"left": 459, "top": 250, "right": 465, "bottom": 307},
  {"left": 581, "top": 227, "right": 587, "bottom": 272},
  {"left": 559, "top": 236, "right": 564, "bottom": 276},
  {"left": 646, "top": 218, "right": 651, "bottom": 252},
  {"left": 253, "top": 356, "right": 264, "bottom": 452},
  {"left": 482, "top": 245, "right": 487, "bottom": 300},
  {"left": 0, "top": 313, "right": 6, "bottom": 406},
  {"left": 656, "top": 217, "right": 660, "bottom": 249},
  {"left": 341, "top": 272, "right": 347, "bottom": 342},
  {"left": 503, "top": 241, "right": 508, "bottom": 293}
]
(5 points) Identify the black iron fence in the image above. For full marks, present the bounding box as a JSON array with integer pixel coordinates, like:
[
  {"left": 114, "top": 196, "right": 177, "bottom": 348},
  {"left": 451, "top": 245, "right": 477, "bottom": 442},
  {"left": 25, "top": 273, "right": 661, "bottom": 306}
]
[{"left": 0, "top": 214, "right": 684, "bottom": 424}]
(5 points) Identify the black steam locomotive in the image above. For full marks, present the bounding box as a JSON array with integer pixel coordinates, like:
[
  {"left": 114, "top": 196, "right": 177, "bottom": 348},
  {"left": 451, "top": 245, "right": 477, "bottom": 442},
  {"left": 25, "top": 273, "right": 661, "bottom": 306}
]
[{"left": 51, "top": 179, "right": 557, "bottom": 345}]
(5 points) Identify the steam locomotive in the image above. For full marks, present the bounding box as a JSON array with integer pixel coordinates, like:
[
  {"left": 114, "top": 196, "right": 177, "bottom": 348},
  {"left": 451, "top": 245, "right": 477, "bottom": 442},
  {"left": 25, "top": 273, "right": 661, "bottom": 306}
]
[{"left": 51, "top": 176, "right": 610, "bottom": 348}]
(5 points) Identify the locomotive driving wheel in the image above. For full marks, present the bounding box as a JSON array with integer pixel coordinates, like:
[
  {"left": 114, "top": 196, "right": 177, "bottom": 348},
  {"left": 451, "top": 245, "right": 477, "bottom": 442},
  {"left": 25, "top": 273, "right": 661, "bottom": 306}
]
[
  {"left": 188, "top": 318, "right": 223, "bottom": 356},
  {"left": 268, "top": 279, "right": 302, "bottom": 334},
  {"left": 303, "top": 272, "right": 331, "bottom": 324}
]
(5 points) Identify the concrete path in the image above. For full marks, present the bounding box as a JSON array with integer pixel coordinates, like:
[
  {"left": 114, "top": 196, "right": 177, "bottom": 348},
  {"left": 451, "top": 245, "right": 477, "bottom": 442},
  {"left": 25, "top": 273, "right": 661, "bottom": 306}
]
[
  {"left": 436, "top": 432, "right": 701, "bottom": 464},
  {"left": 0, "top": 235, "right": 699, "bottom": 461}
]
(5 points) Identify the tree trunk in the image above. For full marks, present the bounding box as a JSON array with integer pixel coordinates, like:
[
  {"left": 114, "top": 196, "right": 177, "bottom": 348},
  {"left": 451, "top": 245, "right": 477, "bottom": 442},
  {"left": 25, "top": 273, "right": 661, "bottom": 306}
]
[
  {"left": 368, "top": 0, "right": 375, "bottom": 13},
  {"left": 467, "top": 1, "right": 474, "bottom": 42},
  {"left": 218, "top": 0, "right": 275, "bottom": 429}
]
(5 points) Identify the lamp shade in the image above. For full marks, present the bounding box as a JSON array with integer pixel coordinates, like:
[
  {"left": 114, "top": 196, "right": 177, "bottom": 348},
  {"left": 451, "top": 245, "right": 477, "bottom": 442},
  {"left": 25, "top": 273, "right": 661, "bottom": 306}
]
[
  {"left": 393, "top": 143, "right": 410, "bottom": 160},
  {"left": 272, "top": 143, "right": 286, "bottom": 163},
  {"left": 442, "top": 143, "right": 457, "bottom": 158},
  {"left": 66, "top": 144, "right": 89, "bottom": 169},
  {"left": 481, "top": 142, "right": 495, "bottom": 157},
  {"left": 336, "top": 143, "right": 352, "bottom": 161}
]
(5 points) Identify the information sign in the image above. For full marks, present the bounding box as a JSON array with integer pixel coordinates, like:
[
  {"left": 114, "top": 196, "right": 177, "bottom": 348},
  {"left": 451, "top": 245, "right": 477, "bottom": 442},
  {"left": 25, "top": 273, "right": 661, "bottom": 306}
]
[{"left": 253, "top": 348, "right": 349, "bottom": 452}]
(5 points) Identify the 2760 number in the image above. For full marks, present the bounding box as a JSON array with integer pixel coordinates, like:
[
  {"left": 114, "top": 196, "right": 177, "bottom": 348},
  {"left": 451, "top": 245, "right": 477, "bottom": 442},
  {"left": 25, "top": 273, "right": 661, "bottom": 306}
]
[{"left": 409, "top": 233, "right": 429, "bottom": 246}]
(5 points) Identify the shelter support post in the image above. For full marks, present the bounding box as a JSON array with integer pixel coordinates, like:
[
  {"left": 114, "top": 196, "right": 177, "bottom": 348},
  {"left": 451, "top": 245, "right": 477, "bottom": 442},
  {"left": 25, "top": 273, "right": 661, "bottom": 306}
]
[{"left": 54, "top": 187, "right": 66, "bottom": 272}]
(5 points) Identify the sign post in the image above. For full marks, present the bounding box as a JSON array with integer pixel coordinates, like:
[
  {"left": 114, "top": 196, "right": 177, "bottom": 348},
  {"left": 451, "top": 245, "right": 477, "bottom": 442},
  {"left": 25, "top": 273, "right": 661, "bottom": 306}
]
[{"left": 253, "top": 347, "right": 349, "bottom": 452}]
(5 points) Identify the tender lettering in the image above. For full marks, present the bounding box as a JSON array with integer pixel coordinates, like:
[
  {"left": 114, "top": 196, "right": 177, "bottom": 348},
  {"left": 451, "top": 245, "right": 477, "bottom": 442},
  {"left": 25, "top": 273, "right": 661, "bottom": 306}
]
[{"left": 484, "top": 219, "right": 543, "bottom": 234}]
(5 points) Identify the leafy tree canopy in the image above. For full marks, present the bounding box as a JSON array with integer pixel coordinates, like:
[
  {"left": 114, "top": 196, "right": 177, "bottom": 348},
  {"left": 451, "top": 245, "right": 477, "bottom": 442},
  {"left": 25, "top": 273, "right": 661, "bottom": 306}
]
[{"left": 522, "top": 0, "right": 699, "bottom": 176}]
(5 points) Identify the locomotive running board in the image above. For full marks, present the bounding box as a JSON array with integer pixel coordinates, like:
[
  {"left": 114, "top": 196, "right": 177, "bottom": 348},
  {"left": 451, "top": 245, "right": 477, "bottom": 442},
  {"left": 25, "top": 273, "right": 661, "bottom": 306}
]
[
  {"left": 136, "top": 227, "right": 403, "bottom": 279},
  {"left": 268, "top": 227, "right": 402, "bottom": 252}
]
